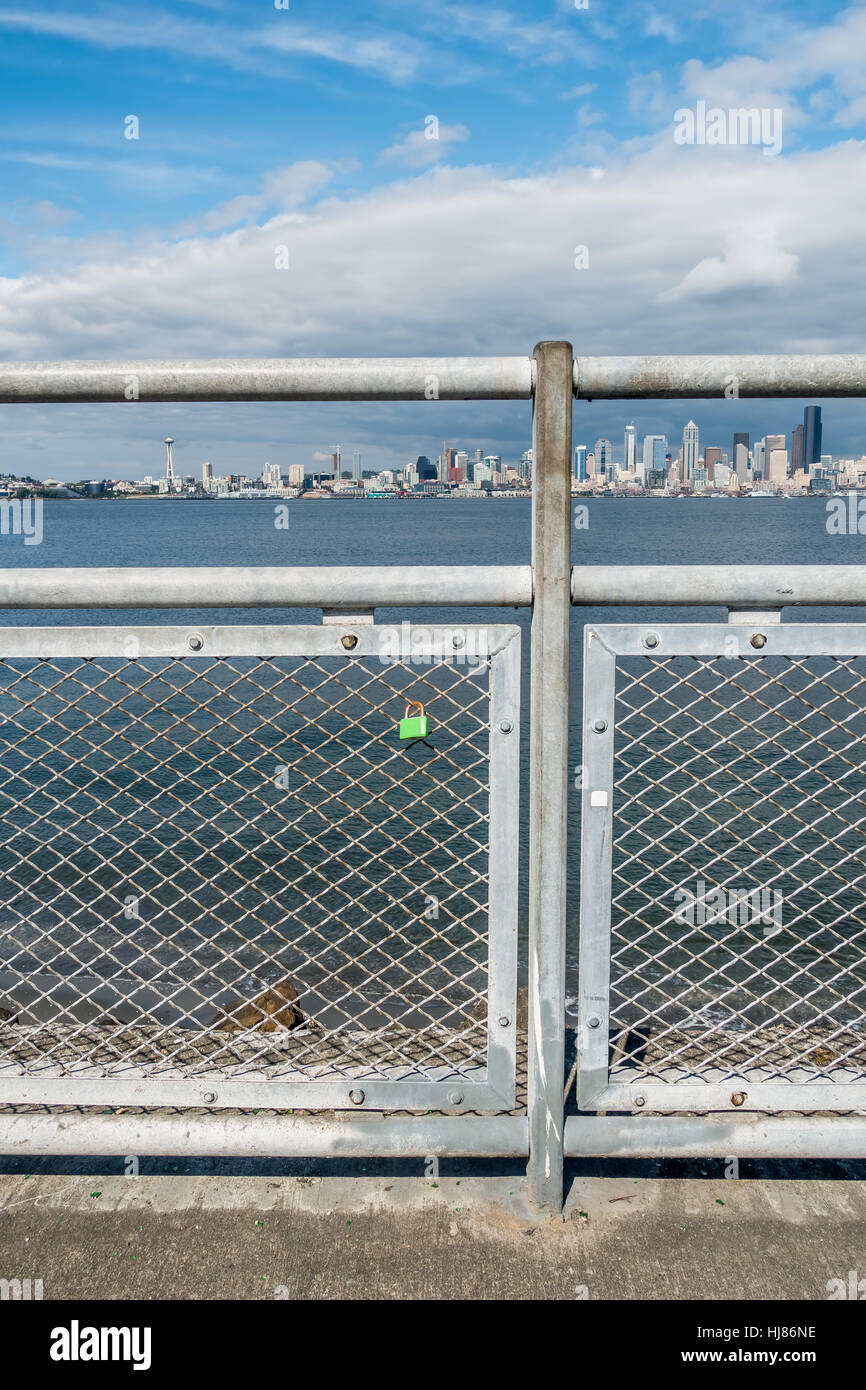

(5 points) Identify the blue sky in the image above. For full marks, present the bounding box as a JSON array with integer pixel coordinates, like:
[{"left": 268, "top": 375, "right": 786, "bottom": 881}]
[{"left": 0, "top": 0, "right": 865, "bottom": 478}]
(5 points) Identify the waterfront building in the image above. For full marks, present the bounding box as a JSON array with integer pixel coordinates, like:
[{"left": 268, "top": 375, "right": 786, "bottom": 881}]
[
  {"left": 791, "top": 424, "right": 804, "bottom": 475},
  {"left": 804, "top": 406, "right": 822, "bottom": 472},
  {"left": 704, "top": 446, "right": 722, "bottom": 481},
  {"left": 682, "top": 421, "right": 700, "bottom": 484},
  {"left": 733, "top": 432, "right": 749, "bottom": 483},
  {"left": 594, "top": 438, "right": 612, "bottom": 478},
  {"left": 624, "top": 424, "right": 637, "bottom": 476}
]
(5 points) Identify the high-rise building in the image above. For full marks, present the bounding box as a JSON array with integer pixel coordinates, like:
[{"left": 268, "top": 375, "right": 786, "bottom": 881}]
[
  {"left": 416, "top": 455, "right": 436, "bottom": 481},
  {"left": 455, "top": 451, "right": 469, "bottom": 476},
  {"left": 595, "top": 438, "right": 612, "bottom": 478},
  {"left": 573, "top": 445, "right": 587, "bottom": 482},
  {"left": 804, "top": 406, "right": 822, "bottom": 472},
  {"left": 352, "top": 450, "right": 362, "bottom": 481},
  {"left": 682, "top": 421, "right": 700, "bottom": 483},
  {"left": 704, "top": 446, "right": 722, "bottom": 481},
  {"left": 752, "top": 439, "right": 766, "bottom": 478},
  {"left": 519, "top": 449, "right": 532, "bottom": 481},
  {"left": 164, "top": 437, "right": 175, "bottom": 488},
  {"left": 791, "top": 424, "right": 804, "bottom": 474},
  {"left": 767, "top": 445, "right": 788, "bottom": 484},
  {"left": 201, "top": 460, "right": 213, "bottom": 491},
  {"left": 733, "top": 432, "right": 749, "bottom": 483},
  {"left": 641, "top": 435, "right": 667, "bottom": 483},
  {"left": 287, "top": 463, "right": 304, "bottom": 488},
  {"left": 624, "top": 424, "right": 637, "bottom": 475}
]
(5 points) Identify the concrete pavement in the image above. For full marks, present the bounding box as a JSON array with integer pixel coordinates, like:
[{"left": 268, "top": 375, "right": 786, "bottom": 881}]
[{"left": 1, "top": 1170, "right": 863, "bottom": 1299}]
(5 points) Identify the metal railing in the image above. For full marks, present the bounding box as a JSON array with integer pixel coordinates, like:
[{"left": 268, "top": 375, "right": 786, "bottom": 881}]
[{"left": 3, "top": 343, "right": 866, "bottom": 1211}]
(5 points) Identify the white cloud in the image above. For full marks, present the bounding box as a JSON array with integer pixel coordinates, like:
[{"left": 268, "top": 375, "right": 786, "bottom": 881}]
[
  {"left": 378, "top": 125, "right": 471, "bottom": 168},
  {"left": 660, "top": 224, "right": 799, "bottom": 302}
]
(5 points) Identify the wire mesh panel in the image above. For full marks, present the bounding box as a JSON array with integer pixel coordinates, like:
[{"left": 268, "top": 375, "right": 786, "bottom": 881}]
[
  {"left": 0, "top": 624, "right": 519, "bottom": 1110},
  {"left": 577, "top": 623, "right": 866, "bottom": 1113}
]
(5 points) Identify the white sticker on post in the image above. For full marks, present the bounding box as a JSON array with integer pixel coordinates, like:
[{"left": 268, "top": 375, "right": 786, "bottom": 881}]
[{"left": 589, "top": 790, "right": 609, "bottom": 808}]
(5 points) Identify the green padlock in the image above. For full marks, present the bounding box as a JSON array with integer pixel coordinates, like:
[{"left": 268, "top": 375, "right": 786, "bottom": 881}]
[{"left": 399, "top": 699, "right": 429, "bottom": 741}]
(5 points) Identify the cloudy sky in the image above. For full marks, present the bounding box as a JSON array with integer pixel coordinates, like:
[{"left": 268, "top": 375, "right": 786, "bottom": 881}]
[{"left": 0, "top": 0, "right": 864, "bottom": 479}]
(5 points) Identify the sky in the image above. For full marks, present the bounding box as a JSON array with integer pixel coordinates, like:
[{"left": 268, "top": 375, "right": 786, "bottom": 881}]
[{"left": 0, "top": 0, "right": 865, "bottom": 479}]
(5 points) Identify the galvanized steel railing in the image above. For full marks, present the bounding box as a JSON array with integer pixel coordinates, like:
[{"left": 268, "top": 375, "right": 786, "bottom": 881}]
[{"left": 3, "top": 344, "right": 866, "bottom": 1209}]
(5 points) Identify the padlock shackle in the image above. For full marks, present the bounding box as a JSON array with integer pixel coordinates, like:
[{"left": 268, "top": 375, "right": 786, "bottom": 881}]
[{"left": 403, "top": 699, "right": 426, "bottom": 720}]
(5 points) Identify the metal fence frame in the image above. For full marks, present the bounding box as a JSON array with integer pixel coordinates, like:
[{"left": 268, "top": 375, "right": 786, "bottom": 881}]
[
  {"left": 2, "top": 343, "right": 866, "bottom": 1209},
  {"left": 0, "top": 621, "right": 521, "bottom": 1113}
]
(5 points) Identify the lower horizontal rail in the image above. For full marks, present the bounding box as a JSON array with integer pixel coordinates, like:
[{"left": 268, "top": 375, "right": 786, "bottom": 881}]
[
  {"left": 571, "top": 565, "right": 866, "bottom": 608},
  {"left": 565, "top": 1115, "right": 866, "bottom": 1159},
  {"left": 0, "top": 1114, "right": 529, "bottom": 1158},
  {"left": 0, "top": 565, "right": 533, "bottom": 609}
]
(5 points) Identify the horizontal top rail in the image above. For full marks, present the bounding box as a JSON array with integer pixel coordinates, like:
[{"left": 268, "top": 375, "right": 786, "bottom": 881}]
[
  {"left": 574, "top": 355, "right": 866, "bottom": 399},
  {"left": 571, "top": 565, "right": 866, "bottom": 607},
  {"left": 4, "top": 353, "right": 866, "bottom": 402},
  {"left": 0, "top": 565, "right": 533, "bottom": 609},
  {"left": 0, "top": 357, "right": 534, "bottom": 403}
]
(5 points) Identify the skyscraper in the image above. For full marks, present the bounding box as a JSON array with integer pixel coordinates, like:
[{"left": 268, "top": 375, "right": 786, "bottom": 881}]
[
  {"left": 704, "top": 446, "right": 722, "bottom": 481},
  {"left": 791, "top": 424, "right": 804, "bottom": 474},
  {"left": 641, "top": 435, "right": 667, "bottom": 483},
  {"left": 804, "top": 406, "right": 822, "bottom": 472},
  {"left": 573, "top": 445, "right": 587, "bottom": 482},
  {"left": 594, "top": 438, "right": 612, "bottom": 478},
  {"left": 624, "top": 424, "right": 637, "bottom": 475},
  {"left": 733, "top": 432, "right": 749, "bottom": 483},
  {"left": 682, "top": 421, "right": 699, "bottom": 483}
]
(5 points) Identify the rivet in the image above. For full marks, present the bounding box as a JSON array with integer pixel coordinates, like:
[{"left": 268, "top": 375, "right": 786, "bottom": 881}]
[
  {"left": 499, "top": 719, "right": 513, "bottom": 734},
  {"left": 592, "top": 718, "right": 608, "bottom": 733},
  {"left": 202, "top": 1091, "right": 217, "bottom": 1104},
  {"left": 731, "top": 1091, "right": 746, "bottom": 1107},
  {"left": 588, "top": 1015, "right": 601, "bottom": 1029},
  {"left": 187, "top": 633, "right": 204, "bottom": 652},
  {"left": 634, "top": 1094, "right": 646, "bottom": 1108},
  {"left": 349, "top": 1088, "right": 365, "bottom": 1105},
  {"left": 341, "top": 634, "right": 359, "bottom": 650},
  {"left": 750, "top": 633, "right": 767, "bottom": 650},
  {"left": 452, "top": 634, "right": 465, "bottom": 648},
  {"left": 448, "top": 1091, "right": 463, "bottom": 1106},
  {"left": 642, "top": 632, "right": 660, "bottom": 649}
]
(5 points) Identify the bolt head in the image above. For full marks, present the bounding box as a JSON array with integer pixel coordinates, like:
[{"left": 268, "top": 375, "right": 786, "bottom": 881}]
[
  {"left": 187, "top": 633, "right": 204, "bottom": 652},
  {"left": 592, "top": 718, "right": 608, "bottom": 733},
  {"left": 642, "top": 632, "right": 660, "bottom": 649},
  {"left": 341, "top": 634, "right": 359, "bottom": 650},
  {"left": 452, "top": 634, "right": 465, "bottom": 648},
  {"left": 498, "top": 1015, "right": 510, "bottom": 1027},
  {"left": 731, "top": 1091, "right": 746, "bottom": 1107},
  {"left": 634, "top": 1094, "right": 646, "bottom": 1108},
  {"left": 349, "top": 1088, "right": 365, "bottom": 1105},
  {"left": 587, "top": 1015, "right": 601, "bottom": 1029},
  {"left": 750, "top": 633, "right": 767, "bottom": 649},
  {"left": 202, "top": 1091, "right": 217, "bottom": 1104},
  {"left": 448, "top": 1092, "right": 463, "bottom": 1106},
  {"left": 499, "top": 719, "right": 513, "bottom": 734}
]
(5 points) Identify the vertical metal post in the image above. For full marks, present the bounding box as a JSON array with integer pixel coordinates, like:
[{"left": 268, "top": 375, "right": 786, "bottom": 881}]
[{"left": 527, "top": 340, "right": 573, "bottom": 1211}]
